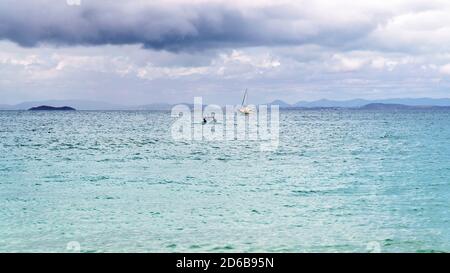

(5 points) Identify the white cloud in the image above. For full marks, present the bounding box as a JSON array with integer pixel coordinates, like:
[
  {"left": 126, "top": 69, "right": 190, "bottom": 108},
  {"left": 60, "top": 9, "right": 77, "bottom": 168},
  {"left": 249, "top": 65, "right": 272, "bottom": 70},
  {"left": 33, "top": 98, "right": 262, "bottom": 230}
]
[
  {"left": 439, "top": 64, "right": 450, "bottom": 75},
  {"left": 0, "top": 53, "right": 42, "bottom": 68},
  {"left": 371, "top": 57, "right": 398, "bottom": 71},
  {"left": 329, "top": 54, "right": 367, "bottom": 72},
  {"left": 135, "top": 50, "right": 281, "bottom": 80}
]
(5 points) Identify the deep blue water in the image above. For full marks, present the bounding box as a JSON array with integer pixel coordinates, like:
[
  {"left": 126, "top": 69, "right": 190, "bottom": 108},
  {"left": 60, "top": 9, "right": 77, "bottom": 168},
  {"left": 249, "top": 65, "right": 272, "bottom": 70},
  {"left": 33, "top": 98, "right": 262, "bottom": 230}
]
[{"left": 0, "top": 110, "right": 449, "bottom": 252}]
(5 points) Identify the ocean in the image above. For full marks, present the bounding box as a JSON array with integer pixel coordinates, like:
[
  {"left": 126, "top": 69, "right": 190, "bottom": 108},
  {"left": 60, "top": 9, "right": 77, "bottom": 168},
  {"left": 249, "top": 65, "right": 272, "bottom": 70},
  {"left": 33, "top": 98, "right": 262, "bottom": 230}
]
[{"left": 0, "top": 109, "right": 449, "bottom": 252}]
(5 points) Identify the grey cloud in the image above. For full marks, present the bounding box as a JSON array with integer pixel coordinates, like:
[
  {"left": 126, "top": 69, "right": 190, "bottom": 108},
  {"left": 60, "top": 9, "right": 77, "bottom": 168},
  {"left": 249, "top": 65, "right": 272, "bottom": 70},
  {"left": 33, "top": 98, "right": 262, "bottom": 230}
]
[{"left": 0, "top": 0, "right": 384, "bottom": 51}]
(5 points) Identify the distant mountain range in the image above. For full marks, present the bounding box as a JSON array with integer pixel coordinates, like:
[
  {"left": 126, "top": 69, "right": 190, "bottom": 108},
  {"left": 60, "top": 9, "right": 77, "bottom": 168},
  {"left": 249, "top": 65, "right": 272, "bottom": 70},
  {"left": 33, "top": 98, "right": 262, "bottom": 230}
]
[
  {"left": 2, "top": 98, "right": 450, "bottom": 110},
  {"left": 283, "top": 98, "right": 450, "bottom": 108}
]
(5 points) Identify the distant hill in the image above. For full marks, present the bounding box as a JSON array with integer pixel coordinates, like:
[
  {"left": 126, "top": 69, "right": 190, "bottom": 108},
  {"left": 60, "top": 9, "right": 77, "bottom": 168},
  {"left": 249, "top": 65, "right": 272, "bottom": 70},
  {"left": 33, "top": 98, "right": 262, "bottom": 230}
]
[
  {"left": 29, "top": 105, "right": 76, "bottom": 111},
  {"left": 267, "top": 100, "right": 291, "bottom": 108},
  {"left": 293, "top": 99, "right": 368, "bottom": 108}
]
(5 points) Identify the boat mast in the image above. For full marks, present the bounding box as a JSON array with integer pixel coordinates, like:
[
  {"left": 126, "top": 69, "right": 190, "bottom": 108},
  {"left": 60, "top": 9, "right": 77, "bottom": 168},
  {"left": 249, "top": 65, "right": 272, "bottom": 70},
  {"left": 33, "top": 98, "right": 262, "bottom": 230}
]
[{"left": 241, "top": 88, "right": 248, "bottom": 106}]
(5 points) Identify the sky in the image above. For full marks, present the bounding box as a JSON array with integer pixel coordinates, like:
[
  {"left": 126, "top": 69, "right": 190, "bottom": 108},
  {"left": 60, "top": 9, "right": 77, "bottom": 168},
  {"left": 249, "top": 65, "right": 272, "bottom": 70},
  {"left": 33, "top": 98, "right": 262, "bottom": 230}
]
[{"left": 1, "top": 0, "right": 450, "bottom": 105}]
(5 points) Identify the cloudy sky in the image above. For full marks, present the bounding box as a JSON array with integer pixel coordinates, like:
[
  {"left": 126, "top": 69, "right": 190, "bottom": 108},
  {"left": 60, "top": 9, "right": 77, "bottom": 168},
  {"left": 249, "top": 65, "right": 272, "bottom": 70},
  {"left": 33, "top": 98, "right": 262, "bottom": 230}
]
[{"left": 1, "top": 0, "right": 450, "bottom": 105}]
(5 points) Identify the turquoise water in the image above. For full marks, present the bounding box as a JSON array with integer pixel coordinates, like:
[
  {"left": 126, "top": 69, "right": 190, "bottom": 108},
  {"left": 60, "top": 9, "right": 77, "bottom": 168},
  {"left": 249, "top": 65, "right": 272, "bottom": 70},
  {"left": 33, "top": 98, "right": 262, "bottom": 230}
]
[{"left": 0, "top": 110, "right": 449, "bottom": 253}]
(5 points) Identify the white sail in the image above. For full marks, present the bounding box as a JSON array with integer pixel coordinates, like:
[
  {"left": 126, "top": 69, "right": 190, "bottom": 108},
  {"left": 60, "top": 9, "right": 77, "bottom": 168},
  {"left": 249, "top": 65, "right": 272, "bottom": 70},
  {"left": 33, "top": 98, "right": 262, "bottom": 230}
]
[{"left": 239, "top": 88, "right": 253, "bottom": 115}]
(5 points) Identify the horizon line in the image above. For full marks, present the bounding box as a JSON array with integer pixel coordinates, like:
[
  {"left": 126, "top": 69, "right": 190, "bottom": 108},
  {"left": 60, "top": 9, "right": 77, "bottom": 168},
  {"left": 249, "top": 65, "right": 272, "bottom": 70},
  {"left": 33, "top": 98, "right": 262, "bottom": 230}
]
[{"left": 3, "top": 96, "right": 450, "bottom": 107}]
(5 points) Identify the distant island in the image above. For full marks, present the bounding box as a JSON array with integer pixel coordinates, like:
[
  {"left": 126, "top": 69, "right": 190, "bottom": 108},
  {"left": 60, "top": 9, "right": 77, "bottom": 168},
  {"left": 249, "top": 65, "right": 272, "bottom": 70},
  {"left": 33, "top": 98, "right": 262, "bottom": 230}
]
[{"left": 28, "top": 105, "right": 76, "bottom": 111}]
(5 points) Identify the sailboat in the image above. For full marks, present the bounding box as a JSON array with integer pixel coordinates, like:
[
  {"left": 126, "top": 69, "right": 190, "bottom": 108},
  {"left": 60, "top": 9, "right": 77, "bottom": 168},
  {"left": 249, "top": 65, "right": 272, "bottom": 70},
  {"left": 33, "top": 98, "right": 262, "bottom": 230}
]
[{"left": 239, "top": 89, "right": 253, "bottom": 115}]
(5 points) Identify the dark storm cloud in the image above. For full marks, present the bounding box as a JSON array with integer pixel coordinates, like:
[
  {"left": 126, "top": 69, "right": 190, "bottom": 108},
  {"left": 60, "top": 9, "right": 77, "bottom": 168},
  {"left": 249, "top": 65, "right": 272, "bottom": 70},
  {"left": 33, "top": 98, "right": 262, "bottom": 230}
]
[{"left": 0, "top": 0, "right": 382, "bottom": 51}]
